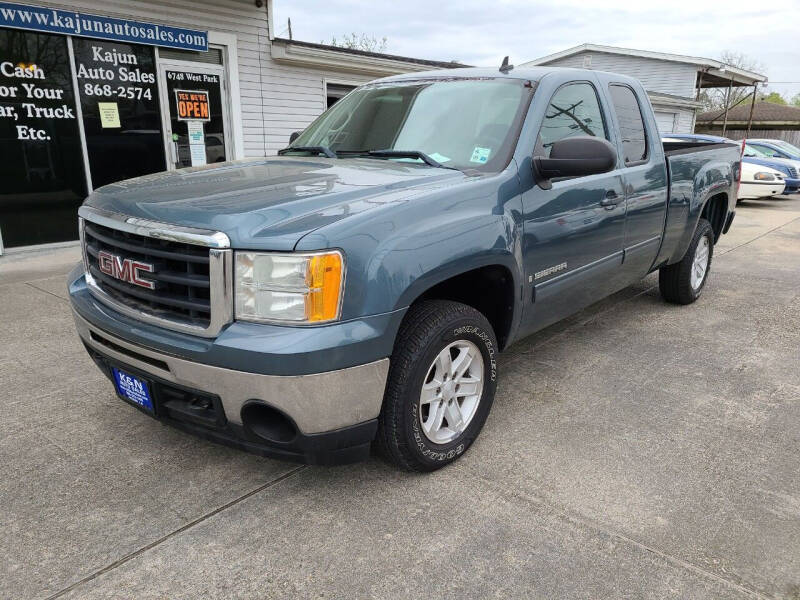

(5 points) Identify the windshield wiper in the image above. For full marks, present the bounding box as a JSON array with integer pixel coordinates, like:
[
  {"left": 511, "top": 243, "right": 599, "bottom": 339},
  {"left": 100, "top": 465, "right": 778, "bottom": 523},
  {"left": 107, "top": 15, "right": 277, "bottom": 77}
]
[
  {"left": 277, "top": 145, "right": 337, "bottom": 158},
  {"left": 366, "top": 149, "right": 459, "bottom": 171}
]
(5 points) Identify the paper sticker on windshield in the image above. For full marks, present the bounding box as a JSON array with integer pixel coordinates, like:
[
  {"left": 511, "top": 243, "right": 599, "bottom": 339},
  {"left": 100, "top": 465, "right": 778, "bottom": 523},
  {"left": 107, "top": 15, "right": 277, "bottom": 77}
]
[
  {"left": 429, "top": 152, "right": 451, "bottom": 163},
  {"left": 470, "top": 147, "right": 491, "bottom": 164}
]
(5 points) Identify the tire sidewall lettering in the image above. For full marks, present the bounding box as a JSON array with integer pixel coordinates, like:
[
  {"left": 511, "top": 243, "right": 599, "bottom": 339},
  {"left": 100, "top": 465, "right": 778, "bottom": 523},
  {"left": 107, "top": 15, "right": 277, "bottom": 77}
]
[
  {"left": 453, "top": 324, "right": 497, "bottom": 382},
  {"left": 411, "top": 402, "right": 466, "bottom": 462}
]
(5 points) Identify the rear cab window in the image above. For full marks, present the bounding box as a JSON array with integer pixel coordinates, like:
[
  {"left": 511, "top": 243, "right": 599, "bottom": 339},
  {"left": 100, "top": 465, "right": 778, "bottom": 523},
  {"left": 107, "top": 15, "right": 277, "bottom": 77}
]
[{"left": 608, "top": 84, "right": 648, "bottom": 165}]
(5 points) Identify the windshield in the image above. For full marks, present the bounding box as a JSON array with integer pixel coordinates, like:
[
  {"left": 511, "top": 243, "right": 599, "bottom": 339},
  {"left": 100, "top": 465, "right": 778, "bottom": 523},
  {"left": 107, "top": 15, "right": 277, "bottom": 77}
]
[
  {"left": 288, "top": 78, "right": 532, "bottom": 172},
  {"left": 771, "top": 140, "right": 800, "bottom": 155},
  {"left": 743, "top": 144, "right": 769, "bottom": 157}
]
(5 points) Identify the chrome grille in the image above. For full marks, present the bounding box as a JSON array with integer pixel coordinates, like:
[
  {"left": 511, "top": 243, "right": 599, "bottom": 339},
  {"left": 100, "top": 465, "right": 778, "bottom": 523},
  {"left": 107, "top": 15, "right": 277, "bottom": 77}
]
[
  {"left": 79, "top": 206, "right": 233, "bottom": 338},
  {"left": 84, "top": 221, "right": 212, "bottom": 325},
  {"left": 788, "top": 167, "right": 798, "bottom": 178}
]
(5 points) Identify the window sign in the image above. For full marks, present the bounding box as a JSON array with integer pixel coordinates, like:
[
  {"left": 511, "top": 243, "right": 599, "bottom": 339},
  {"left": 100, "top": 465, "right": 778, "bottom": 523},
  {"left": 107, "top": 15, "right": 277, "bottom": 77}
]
[
  {"left": 97, "top": 101, "right": 120, "bottom": 128},
  {"left": 186, "top": 120, "right": 206, "bottom": 166},
  {"left": 187, "top": 120, "right": 204, "bottom": 143},
  {"left": 0, "top": 28, "right": 86, "bottom": 247},
  {"left": 72, "top": 38, "right": 165, "bottom": 188},
  {"left": 175, "top": 89, "right": 210, "bottom": 121},
  {"left": 0, "top": 2, "right": 208, "bottom": 51}
]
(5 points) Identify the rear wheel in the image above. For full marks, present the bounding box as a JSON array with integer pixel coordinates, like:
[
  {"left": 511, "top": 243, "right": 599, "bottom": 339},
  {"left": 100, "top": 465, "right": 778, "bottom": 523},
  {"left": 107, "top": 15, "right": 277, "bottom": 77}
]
[
  {"left": 659, "top": 218, "right": 714, "bottom": 304},
  {"left": 375, "top": 300, "right": 498, "bottom": 472}
]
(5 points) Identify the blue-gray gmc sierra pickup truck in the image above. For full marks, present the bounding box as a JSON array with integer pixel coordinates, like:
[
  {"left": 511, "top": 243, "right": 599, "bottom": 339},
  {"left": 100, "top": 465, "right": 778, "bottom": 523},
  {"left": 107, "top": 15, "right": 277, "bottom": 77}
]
[{"left": 68, "top": 66, "right": 741, "bottom": 471}]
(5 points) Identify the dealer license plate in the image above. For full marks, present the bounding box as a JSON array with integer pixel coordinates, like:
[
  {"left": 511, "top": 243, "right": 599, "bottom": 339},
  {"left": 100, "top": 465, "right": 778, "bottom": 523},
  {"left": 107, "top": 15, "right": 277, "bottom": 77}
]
[{"left": 112, "top": 367, "right": 154, "bottom": 414}]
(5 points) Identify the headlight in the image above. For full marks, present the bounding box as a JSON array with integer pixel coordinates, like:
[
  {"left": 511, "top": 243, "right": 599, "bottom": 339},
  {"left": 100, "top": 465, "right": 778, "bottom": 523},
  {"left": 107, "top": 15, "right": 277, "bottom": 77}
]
[
  {"left": 235, "top": 251, "right": 344, "bottom": 324},
  {"left": 753, "top": 172, "right": 776, "bottom": 181}
]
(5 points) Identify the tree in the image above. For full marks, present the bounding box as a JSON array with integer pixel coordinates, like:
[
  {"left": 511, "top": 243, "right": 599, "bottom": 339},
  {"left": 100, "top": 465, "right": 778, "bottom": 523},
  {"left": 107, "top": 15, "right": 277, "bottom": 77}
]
[
  {"left": 759, "top": 91, "right": 787, "bottom": 105},
  {"left": 323, "top": 33, "right": 388, "bottom": 53},
  {"left": 790, "top": 93, "right": 800, "bottom": 108},
  {"left": 699, "top": 51, "right": 764, "bottom": 113}
]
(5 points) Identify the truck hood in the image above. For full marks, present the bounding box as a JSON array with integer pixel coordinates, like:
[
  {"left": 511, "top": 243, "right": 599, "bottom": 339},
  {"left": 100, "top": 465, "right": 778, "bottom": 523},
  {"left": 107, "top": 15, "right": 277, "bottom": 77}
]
[{"left": 84, "top": 156, "right": 466, "bottom": 250}]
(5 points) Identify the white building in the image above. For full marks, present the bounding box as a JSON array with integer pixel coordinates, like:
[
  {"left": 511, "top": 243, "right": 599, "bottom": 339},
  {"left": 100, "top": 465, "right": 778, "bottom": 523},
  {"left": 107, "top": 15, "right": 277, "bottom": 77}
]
[
  {"left": 521, "top": 44, "right": 765, "bottom": 135},
  {"left": 0, "top": 0, "right": 460, "bottom": 249}
]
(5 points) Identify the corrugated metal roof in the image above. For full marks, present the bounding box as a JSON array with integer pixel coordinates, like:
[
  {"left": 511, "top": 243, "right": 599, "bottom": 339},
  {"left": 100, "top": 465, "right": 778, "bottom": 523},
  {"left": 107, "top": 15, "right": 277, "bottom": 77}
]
[{"left": 698, "top": 102, "right": 800, "bottom": 123}]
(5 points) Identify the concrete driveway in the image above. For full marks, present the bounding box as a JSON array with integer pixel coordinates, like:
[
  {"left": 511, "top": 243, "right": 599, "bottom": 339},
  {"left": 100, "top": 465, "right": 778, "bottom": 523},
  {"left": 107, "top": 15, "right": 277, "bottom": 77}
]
[{"left": 2, "top": 196, "right": 799, "bottom": 599}]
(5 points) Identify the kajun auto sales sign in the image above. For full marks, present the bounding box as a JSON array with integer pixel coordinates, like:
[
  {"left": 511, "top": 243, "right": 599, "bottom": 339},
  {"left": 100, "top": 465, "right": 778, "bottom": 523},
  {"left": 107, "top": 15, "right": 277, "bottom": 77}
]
[{"left": 0, "top": 2, "right": 208, "bottom": 51}]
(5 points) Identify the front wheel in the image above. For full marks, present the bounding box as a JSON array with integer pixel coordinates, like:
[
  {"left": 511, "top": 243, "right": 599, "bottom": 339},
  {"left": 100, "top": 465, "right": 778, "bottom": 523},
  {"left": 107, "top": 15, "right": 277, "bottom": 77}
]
[
  {"left": 659, "top": 218, "right": 714, "bottom": 304},
  {"left": 375, "top": 300, "right": 498, "bottom": 472}
]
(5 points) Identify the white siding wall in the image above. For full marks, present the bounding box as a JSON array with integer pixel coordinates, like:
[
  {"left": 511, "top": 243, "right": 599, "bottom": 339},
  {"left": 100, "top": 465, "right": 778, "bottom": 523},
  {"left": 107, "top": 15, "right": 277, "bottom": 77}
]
[
  {"left": 38, "top": 0, "right": 383, "bottom": 157},
  {"left": 652, "top": 106, "right": 696, "bottom": 134},
  {"left": 536, "top": 51, "right": 698, "bottom": 98},
  {"left": 674, "top": 108, "right": 695, "bottom": 133},
  {"left": 653, "top": 110, "right": 677, "bottom": 133},
  {"left": 258, "top": 63, "right": 373, "bottom": 155}
]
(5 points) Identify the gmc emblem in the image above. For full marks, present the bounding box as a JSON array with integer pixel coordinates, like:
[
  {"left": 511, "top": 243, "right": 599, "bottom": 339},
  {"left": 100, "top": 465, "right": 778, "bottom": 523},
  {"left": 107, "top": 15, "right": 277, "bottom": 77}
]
[{"left": 97, "top": 250, "right": 156, "bottom": 290}]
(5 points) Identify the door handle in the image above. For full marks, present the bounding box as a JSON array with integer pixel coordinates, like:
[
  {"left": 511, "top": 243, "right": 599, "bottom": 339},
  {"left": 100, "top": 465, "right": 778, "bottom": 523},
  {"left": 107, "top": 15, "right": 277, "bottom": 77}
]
[
  {"left": 169, "top": 140, "right": 178, "bottom": 165},
  {"left": 600, "top": 190, "right": 621, "bottom": 208}
]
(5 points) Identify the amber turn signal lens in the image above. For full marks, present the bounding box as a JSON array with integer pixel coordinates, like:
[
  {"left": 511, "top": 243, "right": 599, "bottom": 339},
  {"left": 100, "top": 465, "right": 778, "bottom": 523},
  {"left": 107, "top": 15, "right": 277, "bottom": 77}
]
[{"left": 306, "top": 252, "right": 343, "bottom": 322}]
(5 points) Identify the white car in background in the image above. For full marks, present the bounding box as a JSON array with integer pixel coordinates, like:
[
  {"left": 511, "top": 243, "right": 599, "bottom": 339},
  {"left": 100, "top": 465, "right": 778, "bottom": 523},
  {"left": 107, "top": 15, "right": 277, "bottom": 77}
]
[
  {"left": 739, "top": 162, "right": 786, "bottom": 200},
  {"left": 741, "top": 142, "right": 800, "bottom": 194}
]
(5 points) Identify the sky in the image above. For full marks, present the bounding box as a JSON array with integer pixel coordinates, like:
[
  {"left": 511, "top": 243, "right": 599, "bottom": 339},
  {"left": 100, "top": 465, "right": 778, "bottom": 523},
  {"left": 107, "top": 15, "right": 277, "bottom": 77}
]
[{"left": 274, "top": 0, "right": 800, "bottom": 100}]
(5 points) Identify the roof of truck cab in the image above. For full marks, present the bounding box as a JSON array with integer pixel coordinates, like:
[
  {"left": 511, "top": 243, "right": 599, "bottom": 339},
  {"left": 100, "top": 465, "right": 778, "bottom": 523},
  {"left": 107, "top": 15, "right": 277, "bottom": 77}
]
[{"left": 372, "top": 66, "right": 643, "bottom": 85}]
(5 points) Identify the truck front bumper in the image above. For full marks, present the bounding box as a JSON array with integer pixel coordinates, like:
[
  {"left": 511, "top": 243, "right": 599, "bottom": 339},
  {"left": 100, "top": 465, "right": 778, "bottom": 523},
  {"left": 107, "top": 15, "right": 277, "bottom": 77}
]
[{"left": 69, "top": 269, "right": 397, "bottom": 465}]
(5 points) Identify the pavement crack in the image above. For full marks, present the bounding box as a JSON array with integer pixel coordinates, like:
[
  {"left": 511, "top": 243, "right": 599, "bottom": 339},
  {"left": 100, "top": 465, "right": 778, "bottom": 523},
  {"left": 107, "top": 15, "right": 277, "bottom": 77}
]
[
  {"left": 469, "top": 469, "right": 772, "bottom": 599},
  {"left": 716, "top": 214, "right": 800, "bottom": 257},
  {"left": 44, "top": 465, "right": 307, "bottom": 600},
  {"left": 24, "top": 281, "right": 68, "bottom": 303}
]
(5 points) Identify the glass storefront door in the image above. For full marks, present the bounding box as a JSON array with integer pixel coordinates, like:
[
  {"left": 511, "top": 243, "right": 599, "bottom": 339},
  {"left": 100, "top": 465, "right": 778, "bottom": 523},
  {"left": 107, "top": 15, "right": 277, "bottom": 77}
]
[{"left": 158, "top": 62, "right": 229, "bottom": 169}]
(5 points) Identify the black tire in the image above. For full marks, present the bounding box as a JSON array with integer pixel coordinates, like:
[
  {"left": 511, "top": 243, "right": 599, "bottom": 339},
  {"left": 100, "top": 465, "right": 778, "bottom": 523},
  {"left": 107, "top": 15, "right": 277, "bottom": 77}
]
[
  {"left": 375, "top": 300, "right": 498, "bottom": 472},
  {"left": 659, "top": 218, "right": 714, "bottom": 305}
]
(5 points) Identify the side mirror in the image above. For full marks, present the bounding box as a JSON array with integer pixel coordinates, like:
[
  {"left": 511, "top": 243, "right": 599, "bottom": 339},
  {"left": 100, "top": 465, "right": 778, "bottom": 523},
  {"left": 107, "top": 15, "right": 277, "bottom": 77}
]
[
  {"left": 289, "top": 131, "right": 301, "bottom": 143},
  {"left": 533, "top": 136, "right": 617, "bottom": 189}
]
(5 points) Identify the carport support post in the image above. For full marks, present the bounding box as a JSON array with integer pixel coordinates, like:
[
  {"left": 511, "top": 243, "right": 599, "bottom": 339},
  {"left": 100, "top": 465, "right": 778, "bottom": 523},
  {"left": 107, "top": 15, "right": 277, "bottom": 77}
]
[
  {"left": 695, "top": 69, "right": 705, "bottom": 100},
  {"left": 721, "top": 79, "right": 733, "bottom": 136},
  {"left": 746, "top": 83, "right": 758, "bottom": 137}
]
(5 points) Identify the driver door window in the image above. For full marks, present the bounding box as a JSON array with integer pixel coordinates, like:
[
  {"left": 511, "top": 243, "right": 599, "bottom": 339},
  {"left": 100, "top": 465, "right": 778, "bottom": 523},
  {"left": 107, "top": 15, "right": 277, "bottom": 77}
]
[
  {"left": 535, "top": 82, "right": 609, "bottom": 158},
  {"left": 752, "top": 144, "right": 782, "bottom": 158}
]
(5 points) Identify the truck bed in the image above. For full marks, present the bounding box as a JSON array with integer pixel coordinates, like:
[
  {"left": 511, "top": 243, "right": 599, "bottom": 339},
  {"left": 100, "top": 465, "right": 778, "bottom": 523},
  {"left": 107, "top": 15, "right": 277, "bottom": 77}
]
[{"left": 653, "top": 140, "right": 742, "bottom": 269}]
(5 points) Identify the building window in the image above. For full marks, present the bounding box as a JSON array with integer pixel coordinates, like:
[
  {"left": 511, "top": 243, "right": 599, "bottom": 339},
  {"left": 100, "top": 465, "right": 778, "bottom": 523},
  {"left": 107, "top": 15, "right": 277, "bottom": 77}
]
[
  {"left": 0, "top": 28, "right": 87, "bottom": 247},
  {"left": 608, "top": 84, "right": 648, "bottom": 164},
  {"left": 158, "top": 47, "right": 224, "bottom": 66},
  {"left": 72, "top": 38, "right": 166, "bottom": 189},
  {"left": 326, "top": 82, "right": 356, "bottom": 108}
]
